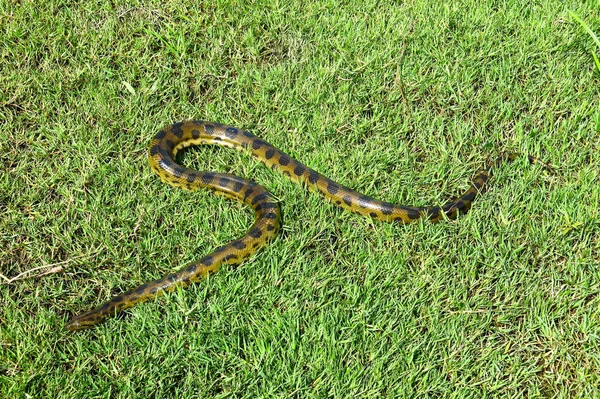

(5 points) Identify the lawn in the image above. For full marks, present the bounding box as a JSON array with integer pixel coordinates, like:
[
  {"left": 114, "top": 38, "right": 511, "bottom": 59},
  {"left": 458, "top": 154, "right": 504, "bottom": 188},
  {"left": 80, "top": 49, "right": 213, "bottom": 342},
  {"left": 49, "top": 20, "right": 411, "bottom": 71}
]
[{"left": 1, "top": 0, "right": 599, "bottom": 397}]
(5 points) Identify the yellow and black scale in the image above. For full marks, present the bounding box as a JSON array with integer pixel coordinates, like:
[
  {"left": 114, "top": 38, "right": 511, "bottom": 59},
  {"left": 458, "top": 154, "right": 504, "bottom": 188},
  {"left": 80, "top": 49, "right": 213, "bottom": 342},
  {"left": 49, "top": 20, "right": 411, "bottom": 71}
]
[{"left": 66, "top": 120, "right": 548, "bottom": 330}]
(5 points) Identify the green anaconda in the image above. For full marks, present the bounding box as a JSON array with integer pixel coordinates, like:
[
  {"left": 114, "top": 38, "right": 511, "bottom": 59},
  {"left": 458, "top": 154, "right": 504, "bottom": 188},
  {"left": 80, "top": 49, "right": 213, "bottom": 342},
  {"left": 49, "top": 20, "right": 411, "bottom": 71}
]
[{"left": 66, "top": 120, "right": 549, "bottom": 330}]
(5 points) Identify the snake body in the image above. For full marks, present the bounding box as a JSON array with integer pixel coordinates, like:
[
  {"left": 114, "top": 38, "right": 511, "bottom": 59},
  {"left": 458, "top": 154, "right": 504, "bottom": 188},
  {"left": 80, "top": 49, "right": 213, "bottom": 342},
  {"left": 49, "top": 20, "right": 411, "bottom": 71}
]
[{"left": 66, "top": 120, "right": 545, "bottom": 330}]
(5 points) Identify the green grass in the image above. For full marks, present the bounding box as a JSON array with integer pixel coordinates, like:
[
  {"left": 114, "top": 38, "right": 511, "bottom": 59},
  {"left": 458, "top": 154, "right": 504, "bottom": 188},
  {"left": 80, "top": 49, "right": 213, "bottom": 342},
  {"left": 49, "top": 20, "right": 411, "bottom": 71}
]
[
  {"left": 1, "top": 0, "right": 600, "bottom": 397},
  {"left": 569, "top": 9, "right": 600, "bottom": 74}
]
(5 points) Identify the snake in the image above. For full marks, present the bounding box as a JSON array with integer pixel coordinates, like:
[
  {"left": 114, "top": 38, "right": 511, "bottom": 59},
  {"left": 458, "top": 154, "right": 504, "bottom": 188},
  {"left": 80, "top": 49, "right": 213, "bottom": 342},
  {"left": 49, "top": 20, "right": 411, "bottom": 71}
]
[{"left": 66, "top": 120, "right": 549, "bottom": 331}]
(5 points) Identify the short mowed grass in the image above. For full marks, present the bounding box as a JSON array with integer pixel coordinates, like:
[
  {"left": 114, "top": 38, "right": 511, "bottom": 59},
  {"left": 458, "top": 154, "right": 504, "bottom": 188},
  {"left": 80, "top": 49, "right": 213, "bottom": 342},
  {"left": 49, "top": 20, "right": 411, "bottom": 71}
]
[{"left": 1, "top": 0, "right": 600, "bottom": 397}]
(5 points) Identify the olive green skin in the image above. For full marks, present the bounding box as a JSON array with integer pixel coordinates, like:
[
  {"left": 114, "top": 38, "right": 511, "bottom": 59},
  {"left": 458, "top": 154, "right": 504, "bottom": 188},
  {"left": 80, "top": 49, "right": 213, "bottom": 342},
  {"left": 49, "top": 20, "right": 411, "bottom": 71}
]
[{"left": 66, "top": 120, "right": 547, "bottom": 331}]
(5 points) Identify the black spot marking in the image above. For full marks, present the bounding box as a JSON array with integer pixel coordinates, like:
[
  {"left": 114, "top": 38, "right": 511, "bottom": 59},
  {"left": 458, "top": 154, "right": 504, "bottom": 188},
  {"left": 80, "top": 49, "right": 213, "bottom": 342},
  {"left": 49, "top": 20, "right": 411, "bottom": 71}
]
[
  {"left": 369, "top": 212, "right": 378, "bottom": 218},
  {"left": 202, "top": 256, "right": 214, "bottom": 266},
  {"left": 187, "top": 264, "right": 198, "bottom": 273},
  {"left": 380, "top": 202, "right": 394, "bottom": 215},
  {"left": 283, "top": 171, "right": 291, "bottom": 177},
  {"left": 264, "top": 212, "right": 278, "bottom": 219},
  {"left": 442, "top": 202, "right": 455, "bottom": 213},
  {"left": 171, "top": 123, "right": 184, "bottom": 138},
  {"left": 265, "top": 149, "right": 275, "bottom": 159},
  {"left": 343, "top": 195, "right": 352, "bottom": 206},
  {"left": 149, "top": 144, "right": 160, "bottom": 156},
  {"left": 167, "top": 274, "right": 177, "bottom": 283},
  {"left": 293, "top": 165, "right": 305, "bottom": 176},
  {"left": 254, "top": 202, "right": 267, "bottom": 212},
  {"left": 448, "top": 202, "right": 465, "bottom": 215},
  {"left": 111, "top": 295, "right": 124, "bottom": 304},
  {"left": 225, "top": 127, "right": 238, "bottom": 138},
  {"left": 249, "top": 227, "right": 262, "bottom": 238},
  {"left": 157, "top": 147, "right": 171, "bottom": 159},
  {"left": 219, "top": 177, "right": 230, "bottom": 187},
  {"left": 243, "top": 130, "right": 254, "bottom": 138},
  {"left": 232, "top": 240, "right": 247, "bottom": 250},
  {"left": 224, "top": 254, "right": 238, "bottom": 262},
  {"left": 155, "top": 130, "right": 167, "bottom": 140},
  {"left": 308, "top": 171, "right": 319, "bottom": 184},
  {"left": 327, "top": 181, "right": 339, "bottom": 195},
  {"left": 266, "top": 224, "right": 276, "bottom": 231},
  {"left": 233, "top": 181, "right": 244, "bottom": 192},
  {"left": 444, "top": 210, "right": 457, "bottom": 220},
  {"left": 406, "top": 208, "right": 422, "bottom": 220},
  {"left": 186, "top": 173, "right": 196, "bottom": 183},
  {"left": 149, "top": 286, "right": 159, "bottom": 295},
  {"left": 243, "top": 188, "right": 254, "bottom": 201},
  {"left": 135, "top": 283, "right": 149, "bottom": 294},
  {"left": 205, "top": 124, "right": 215, "bottom": 134},
  {"left": 461, "top": 191, "right": 477, "bottom": 202},
  {"left": 252, "top": 140, "right": 264, "bottom": 150},
  {"left": 252, "top": 192, "right": 269, "bottom": 205},
  {"left": 426, "top": 207, "right": 441, "bottom": 219},
  {"left": 278, "top": 155, "right": 290, "bottom": 166},
  {"left": 165, "top": 140, "right": 175, "bottom": 150},
  {"left": 201, "top": 173, "right": 215, "bottom": 185}
]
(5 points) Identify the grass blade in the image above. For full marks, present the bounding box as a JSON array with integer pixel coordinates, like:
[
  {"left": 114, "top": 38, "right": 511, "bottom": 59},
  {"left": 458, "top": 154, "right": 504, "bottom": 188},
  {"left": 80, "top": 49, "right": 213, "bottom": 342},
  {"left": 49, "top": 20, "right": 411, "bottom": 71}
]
[{"left": 568, "top": 9, "right": 600, "bottom": 73}]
